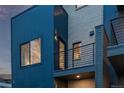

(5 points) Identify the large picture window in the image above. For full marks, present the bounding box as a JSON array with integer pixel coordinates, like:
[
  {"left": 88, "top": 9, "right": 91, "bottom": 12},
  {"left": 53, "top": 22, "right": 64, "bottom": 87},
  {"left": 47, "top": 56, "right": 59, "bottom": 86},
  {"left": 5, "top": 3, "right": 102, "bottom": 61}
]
[
  {"left": 21, "top": 38, "right": 41, "bottom": 66},
  {"left": 73, "top": 42, "right": 81, "bottom": 60}
]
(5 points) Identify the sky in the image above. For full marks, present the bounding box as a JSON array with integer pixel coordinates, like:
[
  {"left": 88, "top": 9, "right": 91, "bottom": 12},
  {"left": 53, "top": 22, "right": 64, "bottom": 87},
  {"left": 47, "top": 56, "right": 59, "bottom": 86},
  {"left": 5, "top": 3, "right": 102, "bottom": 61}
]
[{"left": 0, "top": 5, "right": 31, "bottom": 75}]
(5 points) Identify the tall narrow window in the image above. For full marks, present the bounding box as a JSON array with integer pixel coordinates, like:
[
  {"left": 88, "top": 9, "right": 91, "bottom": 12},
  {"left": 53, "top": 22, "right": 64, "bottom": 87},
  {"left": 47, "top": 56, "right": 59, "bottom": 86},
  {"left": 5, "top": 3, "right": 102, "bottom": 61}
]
[
  {"left": 73, "top": 42, "right": 81, "bottom": 60},
  {"left": 21, "top": 38, "right": 41, "bottom": 66},
  {"left": 59, "top": 40, "right": 65, "bottom": 70}
]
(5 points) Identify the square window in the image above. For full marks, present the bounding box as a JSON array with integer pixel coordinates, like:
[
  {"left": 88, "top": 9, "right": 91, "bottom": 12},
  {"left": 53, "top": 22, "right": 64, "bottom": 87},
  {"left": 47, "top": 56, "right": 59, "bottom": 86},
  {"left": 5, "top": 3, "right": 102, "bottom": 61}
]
[{"left": 21, "top": 38, "right": 41, "bottom": 67}]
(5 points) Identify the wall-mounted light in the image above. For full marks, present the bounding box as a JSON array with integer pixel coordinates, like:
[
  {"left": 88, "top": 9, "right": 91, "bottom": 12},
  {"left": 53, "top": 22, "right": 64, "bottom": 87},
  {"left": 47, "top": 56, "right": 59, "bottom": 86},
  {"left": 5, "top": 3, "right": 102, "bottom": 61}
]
[
  {"left": 76, "top": 75, "right": 80, "bottom": 79},
  {"left": 55, "top": 35, "right": 58, "bottom": 41},
  {"left": 90, "top": 30, "right": 94, "bottom": 36},
  {"left": 55, "top": 31, "right": 58, "bottom": 41}
]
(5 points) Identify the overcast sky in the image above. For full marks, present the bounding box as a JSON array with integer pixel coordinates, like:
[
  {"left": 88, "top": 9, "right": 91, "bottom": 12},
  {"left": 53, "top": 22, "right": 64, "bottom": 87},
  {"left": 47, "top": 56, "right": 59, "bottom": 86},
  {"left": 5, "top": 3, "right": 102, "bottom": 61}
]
[{"left": 0, "top": 5, "right": 31, "bottom": 74}]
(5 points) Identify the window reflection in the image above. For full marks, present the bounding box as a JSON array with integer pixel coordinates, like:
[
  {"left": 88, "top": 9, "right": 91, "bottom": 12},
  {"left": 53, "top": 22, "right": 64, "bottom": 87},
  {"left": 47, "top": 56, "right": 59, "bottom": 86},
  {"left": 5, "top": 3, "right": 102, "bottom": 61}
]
[
  {"left": 31, "top": 38, "right": 41, "bottom": 64},
  {"left": 73, "top": 42, "right": 81, "bottom": 60},
  {"left": 21, "top": 38, "right": 41, "bottom": 66},
  {"left": 59, "top": 40, "right": 65, "bottom": 69},
  {"left": 21, "top": 43, "right": 30, "bottom": 66}
]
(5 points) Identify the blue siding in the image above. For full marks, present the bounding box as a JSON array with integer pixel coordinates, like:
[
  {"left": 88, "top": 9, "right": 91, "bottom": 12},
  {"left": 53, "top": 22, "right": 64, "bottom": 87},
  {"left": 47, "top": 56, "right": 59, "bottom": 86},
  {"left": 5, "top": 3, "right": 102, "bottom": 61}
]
[
  {"left": 11, "top": 5, "right": 123, "bottom": 88},
  {"left": 104, "top": 5, "right": 120, "bottom": 87},
  {"left": 54, "top": 6, "right": 68, "bottom": 42},
  {"left": 54, "top": 6, "right": 68, "bottom": 69},
  {"left": 11, "top": 6, "right": 54, "bottom": 87},
  {"left": 95, "top": 25, "right": 104, "bottom": 88},
  {"left": 104, "top": 5, "right": 118, "bottom": 41}
]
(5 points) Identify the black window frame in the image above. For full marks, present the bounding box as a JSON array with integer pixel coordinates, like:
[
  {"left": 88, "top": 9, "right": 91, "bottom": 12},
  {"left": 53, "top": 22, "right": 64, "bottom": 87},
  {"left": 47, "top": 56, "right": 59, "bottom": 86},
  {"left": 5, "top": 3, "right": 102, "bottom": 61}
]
[
  {"left": 57, "top": 36, "right": 66, "bottom": 70},
  {"left": 72, "top": 41, "right": 81, "bottom": 61},
  {"left": 20, "top": 38, "right": 41, "bottom": 67}
]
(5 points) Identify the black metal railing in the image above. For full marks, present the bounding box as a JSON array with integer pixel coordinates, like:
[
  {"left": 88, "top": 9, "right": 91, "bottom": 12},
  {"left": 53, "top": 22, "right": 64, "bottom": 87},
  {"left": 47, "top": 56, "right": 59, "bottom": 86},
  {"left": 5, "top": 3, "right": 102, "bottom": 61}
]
[
  {"left": 54, "top": 43, "right": 95, "bottom": 71},
  {"left": 111, "top": 15, "right": 124, "bottom": 45}
]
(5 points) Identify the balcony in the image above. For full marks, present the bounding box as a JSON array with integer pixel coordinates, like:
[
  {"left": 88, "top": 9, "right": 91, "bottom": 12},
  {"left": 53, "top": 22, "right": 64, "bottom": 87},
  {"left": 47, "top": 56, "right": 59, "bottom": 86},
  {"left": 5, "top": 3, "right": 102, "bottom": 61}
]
[
  {"left": 108, "top": 16, "right": 124, "bottom": 76},
  {"left": 54, "top": 43, "right": 95, "bottom": 71},
  {"left": 111, "top": 16, "right": 124, "bottom": 45},
  {"left": 108, "top": 16, "right": 124, "bottom": 56},
  {"left": 108, "top": 16, "right": 124, "bottom": 55}
]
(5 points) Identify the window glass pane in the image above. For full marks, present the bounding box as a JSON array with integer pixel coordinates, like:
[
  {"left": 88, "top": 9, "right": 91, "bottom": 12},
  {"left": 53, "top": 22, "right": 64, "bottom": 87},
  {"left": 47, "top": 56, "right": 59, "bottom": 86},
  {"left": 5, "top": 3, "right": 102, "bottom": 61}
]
[
  {"left": 73, "top": 42, "right": 81, "bottom": 60},
  {"left": 30, "top": 38, "right": 41, "bottom": 64},
  {"left": 59, "top": 40, "right": 65, "bottom": 69},
  {"left": 21, "top": 43, "right": 30, "bottom": 66}
]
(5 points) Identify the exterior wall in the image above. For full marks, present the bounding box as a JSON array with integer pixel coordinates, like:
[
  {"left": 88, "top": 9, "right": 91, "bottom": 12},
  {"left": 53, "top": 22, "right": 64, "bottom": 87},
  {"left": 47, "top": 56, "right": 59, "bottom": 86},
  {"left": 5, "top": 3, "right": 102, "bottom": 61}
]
[
  {"left": 55, "top": 79, "right": 68, "bottom": 88},
  {"left": 11, "top": 5, "right": 120, "bottom": 88},
  {"left": 103, "top": 62, "right": 110, "bottom": 88},
  {"left": 119, "top": 75, "right": 124, "bottom": 85},
  {"left": 95, "top": 25, "right": 104, "bottom": 88},
  {"left": 63, "top": 5, "right": 103, "bottom": 68},
  {"left": 54, "top": 6, "right": 68, "bottom": 43},
  {"left": 104, "top": 5, "right": 124, "bottom": 86},
  {"left": 68, "top": 78, "right": 95, "bottom": 88},
  {"left": 103, "top": 5, "right": 124, "bottom": 45},
  {"left": 55, "top": 78, "right": 95, "bottom": 88},
  {"left": 54, "top": 6, "right": 68, "bottom": 70},
  {"left": 11, "top": 6, "right": 54, "bottom": 87},
  {"left": 104, "top": 5, "right": 118, "bottom": 41},
  {"left": 103, "top": 29, "right": 110, "bottom": 88}
]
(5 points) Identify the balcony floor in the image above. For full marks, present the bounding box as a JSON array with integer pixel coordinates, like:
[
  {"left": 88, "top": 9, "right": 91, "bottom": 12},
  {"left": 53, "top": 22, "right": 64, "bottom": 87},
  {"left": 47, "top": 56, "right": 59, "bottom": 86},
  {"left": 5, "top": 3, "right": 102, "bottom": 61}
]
[
  {"left": 54, "top": 65, "right": 95, "bottom": 77},
  {"left": 107, "top": 43, "right": 124, "bottom": 57}
]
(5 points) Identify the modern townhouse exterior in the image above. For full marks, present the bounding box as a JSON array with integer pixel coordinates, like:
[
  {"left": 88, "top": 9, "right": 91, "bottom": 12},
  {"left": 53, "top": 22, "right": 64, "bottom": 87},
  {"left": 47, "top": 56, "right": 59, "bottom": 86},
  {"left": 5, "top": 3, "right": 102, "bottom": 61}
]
[{"left": 11, "top": 5, "right": 124, "bottom": 88}]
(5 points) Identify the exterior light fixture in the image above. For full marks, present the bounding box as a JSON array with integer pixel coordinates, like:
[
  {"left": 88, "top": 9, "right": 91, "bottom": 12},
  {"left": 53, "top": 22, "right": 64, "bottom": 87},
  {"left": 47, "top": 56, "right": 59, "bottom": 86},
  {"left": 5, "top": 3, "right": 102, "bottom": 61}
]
[
  {"left": 55, "top": 31, "right": 58, "bottom": 41},
  {"left": 76, "top": 75, "right": 80, "bottom": 79},
  {"left": 55, "top": 35, "right": 58, "bottom": 41}
]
